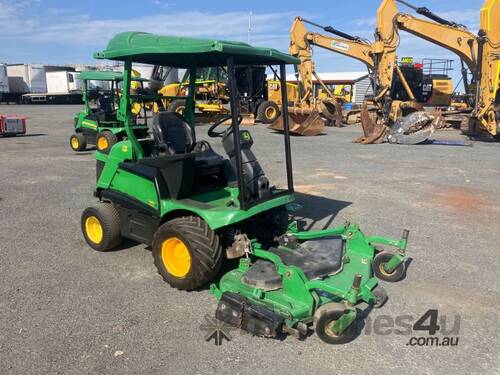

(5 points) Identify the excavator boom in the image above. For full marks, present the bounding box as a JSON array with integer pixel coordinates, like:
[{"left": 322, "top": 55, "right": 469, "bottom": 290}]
[{"left": 472, "top": 0, "right": 500, "bottom": 137}]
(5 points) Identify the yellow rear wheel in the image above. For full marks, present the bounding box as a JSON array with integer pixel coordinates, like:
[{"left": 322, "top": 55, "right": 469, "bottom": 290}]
[
  {"left": 97, "top": 136, "right": 109, "bottom": 151},
  {"left": 96, "top": 131, "right": 117, "bottom": 154},
  {"left": 161, "top": 237, "right": 191, "bottom": 278},
  {"left": 152, "top": 216, "right": 222, "bottom": 290}
]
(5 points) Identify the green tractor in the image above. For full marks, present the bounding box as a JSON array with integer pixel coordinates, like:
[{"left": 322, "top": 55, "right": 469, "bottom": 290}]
[
  {"left": 81, "top": 32, "right": 409, "bottom": 344},
  {"left": 70, "top": 71, "right": 149, "bottom": 153}
]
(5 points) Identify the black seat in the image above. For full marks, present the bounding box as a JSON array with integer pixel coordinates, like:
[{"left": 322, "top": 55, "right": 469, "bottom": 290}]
[
  {"left": 87, "top": 95, "right": 116, "bottom": 123},
  {"left": 152, "top": 112, "right": 195, "bottom": 155},
  {"left": 139, "top": 112, "right": 229, "bottom": 198},
  {"left": 242, "top": 237, "right": 345, "bottom": 291},
  {"left": 152, "top": 111, "right": 225, "bottom": 172}
]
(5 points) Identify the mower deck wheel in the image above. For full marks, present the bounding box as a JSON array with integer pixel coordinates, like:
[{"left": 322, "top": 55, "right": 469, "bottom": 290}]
[
  {"left": 81, "top": 203, "right": 122, "bottom": 251},
  {"left": 314, "top": 303, "right": 357, "bottom": 344},
  {"left": 152, "top": 216, "right": 223, "bottom": 290},
  {"left": 96, "top": 131, "right": 118, "bottom": 154},
  {"left": 373, "top": 252, "right": 405, "bottom": 282},
  {"left": 70, "top": 133, "right": 87, "bottom": 152}
]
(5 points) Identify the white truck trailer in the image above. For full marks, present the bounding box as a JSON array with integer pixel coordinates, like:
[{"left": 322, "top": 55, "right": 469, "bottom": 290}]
[
  {"left": 0, "top": 64, "right": 9, "bottom": 102},
  {"left": 21, "top": 70, "right": 83, "bottom": 104},
  {"left": 6, "top": 64, "right": 47, "bottom": 102}
]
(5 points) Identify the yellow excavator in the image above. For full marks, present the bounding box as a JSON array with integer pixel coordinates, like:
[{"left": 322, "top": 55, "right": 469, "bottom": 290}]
[
  {"left": 268, "top": 23, "right": 346, "bottom": 136},
  {"left": 285, "top": 0, "right": 488, "bottom": 143},
  {"left": 471, "top": 0, "right": 500, "bottom": 139},
  {"left": 392, "top": 0, "right": 500, "bottom": 140}
]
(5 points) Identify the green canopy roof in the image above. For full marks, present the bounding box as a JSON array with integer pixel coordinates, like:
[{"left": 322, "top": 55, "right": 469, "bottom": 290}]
[
  {"left": 94, "top": 32, "right": 300, "bottom": 67},
  {"left": 77, "top": 70, "right": 148, "bottom": 82},
  {"left": 77, "top": 71, "right": 124, "bottom": 81}
]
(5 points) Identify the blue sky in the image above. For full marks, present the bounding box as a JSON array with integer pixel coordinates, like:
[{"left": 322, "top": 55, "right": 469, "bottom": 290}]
[{"left": 0, "top": 0, "right": 485, "bottom": 86}]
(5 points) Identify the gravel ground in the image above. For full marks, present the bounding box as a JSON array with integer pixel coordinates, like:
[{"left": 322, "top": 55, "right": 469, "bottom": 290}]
[{"left": 1, "top": 104, "right": 499, "bottom": 375}]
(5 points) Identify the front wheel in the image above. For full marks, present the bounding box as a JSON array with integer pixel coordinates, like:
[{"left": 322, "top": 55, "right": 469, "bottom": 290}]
[
  {"left": 81, "top": 203, "right": 122, "bottom": 251},
  {"left": 152, "top": 216, "right": 223, "bottom": 290},
  {"left": 70, "top": 133, "right": 86, "bottom": 152}
]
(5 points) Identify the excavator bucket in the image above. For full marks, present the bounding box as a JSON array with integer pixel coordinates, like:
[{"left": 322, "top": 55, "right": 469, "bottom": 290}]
[
  {"left": 354, "top": 102, "right": 388, "bottom": 144},
  {"left": 268, "top": 108, "right": 325, "bottom": 136}
]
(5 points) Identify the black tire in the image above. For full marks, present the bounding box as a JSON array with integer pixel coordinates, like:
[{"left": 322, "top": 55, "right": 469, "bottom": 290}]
[
  {"left": 167, "top": 99, "right": 186, "bottom": 115},
  {"left": 372, "top": 285, "right": 388, "bottom": 308},
  {"left": 314, "top": 304, "right": 357, "bottom": 345},
  {"left": 96, "top": 131, "right": 118, "bottom": 154},
  {"left": 70, "top": 133, "right": 86, "bottom": 152},
  {"left": 373, "top": 252, "right": 405, "bottom": 282},
  {"left": 256, "top": 101, "right": 280, "bottom": 124},
  {"left": 81, "top": 203, "right": 122, "bottom": 251},
  {"left": 152, "top": 216, "right": 223, "bottom": 290}
]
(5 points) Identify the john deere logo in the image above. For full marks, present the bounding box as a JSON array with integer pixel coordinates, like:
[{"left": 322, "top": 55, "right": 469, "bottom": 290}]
[{"left": 242, "top": 132, "right": 251, "bottom": 141}]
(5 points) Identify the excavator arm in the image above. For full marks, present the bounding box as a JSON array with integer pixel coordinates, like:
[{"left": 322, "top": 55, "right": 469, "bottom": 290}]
[
  {"left": 473, "top": 0, "right": 500, "bottom": 137},
  {"left": 393, "top": 0, "right": 478, "bottom": 92},
  {"left": 290, "top": 17, "right": 375, "bottom": 70},
  {"left": 395, "top": 15, "right": 477, "bottom": 75}
]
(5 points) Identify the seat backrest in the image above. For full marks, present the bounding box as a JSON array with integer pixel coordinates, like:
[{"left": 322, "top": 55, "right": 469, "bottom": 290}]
[
  {"left": 152, "top": 112, "right": 195, "bottom": 155},
  {"left": 97, "top": 95, "right": 113, "bottom": 113}
]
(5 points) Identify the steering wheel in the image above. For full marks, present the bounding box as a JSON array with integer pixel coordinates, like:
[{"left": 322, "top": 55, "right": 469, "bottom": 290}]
[{"left": 207, "top": 115, "right": 242, "bottom": 138}]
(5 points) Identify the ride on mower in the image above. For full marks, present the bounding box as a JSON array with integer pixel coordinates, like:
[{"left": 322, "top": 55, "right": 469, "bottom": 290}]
[
  {"left": 80, "top": 32, "right": 409, "bottom": 344},
  {"left": 70, "top": 71, "right": 149, "bottom": 153}
]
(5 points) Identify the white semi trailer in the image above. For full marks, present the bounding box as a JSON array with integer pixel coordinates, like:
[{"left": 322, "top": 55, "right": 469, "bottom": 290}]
[
  {"left": 0, "top": 64, "right": 9, "bottom": 102},
  {"left": 21, "top": 70, "right": 83, "bottom": 104}
]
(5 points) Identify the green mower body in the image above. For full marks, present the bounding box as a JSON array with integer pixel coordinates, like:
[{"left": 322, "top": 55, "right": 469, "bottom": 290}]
[
  {"left": 80, "top": 32, "right": 410, "bottom": 344},
  {"left": 70, "top": 71, "right": 149, "bottom": 153}
]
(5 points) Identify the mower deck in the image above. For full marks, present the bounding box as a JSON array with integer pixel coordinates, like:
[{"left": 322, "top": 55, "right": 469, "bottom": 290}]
[{"left": 211, "top": 222, "right": 409, "bottom": 344}]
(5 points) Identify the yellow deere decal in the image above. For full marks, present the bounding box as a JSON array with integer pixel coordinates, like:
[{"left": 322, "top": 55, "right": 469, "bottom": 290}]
[
  {"left": 121, "top": 145, "right": 128, "bottom": 152},
  {"left": 82, "top": 120, "right": 97, "bottom": 129}
]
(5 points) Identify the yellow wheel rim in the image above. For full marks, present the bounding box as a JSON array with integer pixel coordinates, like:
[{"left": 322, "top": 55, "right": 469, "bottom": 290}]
[
  {"left": 265, "top": 106, "right": 277, "bottom": 119},
  {"left": 175, "top": 106, "right": 185, "bottom": 115},
  {"left": 97, "top": 136, "right": 109, "bottom": 151},
  {"left": 71, "top": 137, "right": 79, "bottom": 150},
  {"left": 85, "top": 216, "right": 103, "bottom": 244},
  {"left": 161, "top": 237, "right": 191, "bottom": 278}
]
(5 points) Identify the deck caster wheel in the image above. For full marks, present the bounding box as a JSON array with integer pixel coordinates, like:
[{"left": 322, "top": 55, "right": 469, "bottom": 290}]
[
  {"left": 152, "top": 216, "right": 223, "bottom": 291},
  {"left": 96, "top": 131, "right": 117, "bottom": 154},
  {"left": 81, "top": 203, "right": 122, "bottom": 251},
  {"left": 70, "top": 133, "right": 86, "bottom": 152},
  {"left": 373, "top": 252, "right": 405, "bottom": 282},
  {"left": 314, "top": 303, "right": 357, "bottom": 344},
  {"left": 372, "top": 285, "right": 388, "bottom": 308}
]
